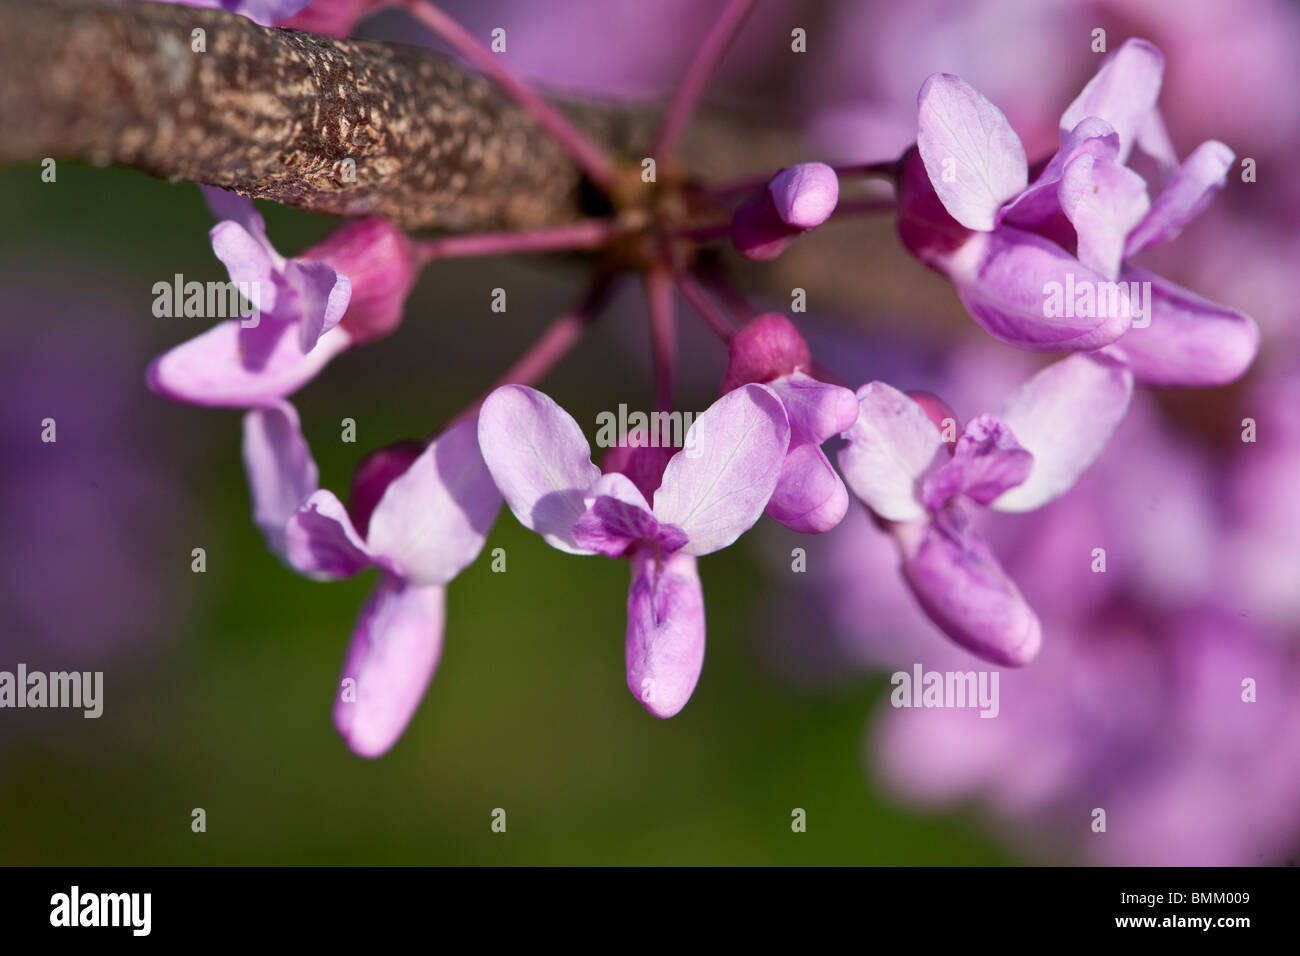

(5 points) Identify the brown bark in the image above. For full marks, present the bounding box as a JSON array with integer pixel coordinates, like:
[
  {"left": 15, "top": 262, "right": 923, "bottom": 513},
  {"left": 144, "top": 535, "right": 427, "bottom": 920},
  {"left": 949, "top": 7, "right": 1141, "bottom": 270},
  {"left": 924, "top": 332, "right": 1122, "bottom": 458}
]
[{"left": 0, "top": 0, "right": 624, "bottom": 231}]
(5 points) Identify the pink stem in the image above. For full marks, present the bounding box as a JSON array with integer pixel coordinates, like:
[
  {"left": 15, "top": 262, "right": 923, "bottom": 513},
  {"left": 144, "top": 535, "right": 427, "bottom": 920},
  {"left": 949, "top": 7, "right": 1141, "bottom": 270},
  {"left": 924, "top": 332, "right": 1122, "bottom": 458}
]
[
  {"left": 674, "top": 270, "right": 736, "bottom": 343},
  {"left": 644, "top": 266, "right": 677, "bottom": 411},
  {"left": 404, "top": 0, "right": 619, "bottom": 192},
  {"left": 439, "top": 273, "right": 621, "bottom": 435},
  {"left": 652, "top": 0, "right": 756, "bottom": 159},
  {"left": 830, "top": 196, "right": 898, "bottom": 218},
  {"left": 416, "top": 219, "right": 620, "bottom": 263}
]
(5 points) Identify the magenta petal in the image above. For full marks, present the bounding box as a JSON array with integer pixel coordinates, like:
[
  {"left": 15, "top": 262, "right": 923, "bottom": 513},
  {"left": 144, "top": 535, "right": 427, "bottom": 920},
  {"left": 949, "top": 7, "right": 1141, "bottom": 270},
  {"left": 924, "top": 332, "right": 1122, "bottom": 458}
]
[
  {"left": 764, "top": 373, "right": 858, "bottom": 533},
  {"left": 653, "top": 384, "right": 790, "bottom": 556},
  {"left": 769, "top": 163, "right": 840, "bottom": 229},
  {"left": 838, "top": 381, "right": 943, "bottom": 522},
  {"left": 1000, "top": 117, "right": 1119, "bottom": 227},
  {"left": 993, "top": 352, "right": 1133, "bottom": 512},
  {"left": 1059, "top": 38, "right": 1164, "bottom": 164},
  {"left": 947, "top": 227, "right": 1132, "bottom": 351},
  {"left": 573, "top": 473, "right": 687, "bottom": 557},
  {"left": 919, "top": 414, "right": 1033, "bottom": 511},
  {"left": 201, "top": 185, "right": 272, "bottom": 249},
  {"left": 478, "top": 385, "right": 603, "bottom": 554},
  {"left": 284, "top": 489, "right": 375, "bottom": 580},
  {"left": 625, "top": 548, "right": 705, "bottom": 719},
  {"left": 1058, "top": 153, "right": 1150, "bottom": 280},
  {"left": 209, "top": 220, "right": 279, "bottom": 317},
  {"left": 284, "top": 257, "right": 352, "bottom": 352},
  {"left": 242, "top": 400, "right": 319, "bottom": 558},
  {"left": 147, "top": 321, "right": 351, "bottom": 408},
  {"left": 366, "top": 418, "right": 502, "bottom": 586},
  {"left": 916, "top": 73, "right": 1028, "bottom": 231},
  {"left": 899, "top": 518, "right": 1042, "bottom": 666},
  {"left": 1103, "top": 268, "right": 1259, "bottom": 387},
  {"left": 765, "top": 442, "right": 849, "bottom": 534},
  {"left": 766, "top": 372, "right": 860, "bottom": 443},
  {"left": 334, "top": 576, "right": 444, "bottom": 758},
  {"left": 1124, "top": 140, "right": 1234, "bottom": 257}
]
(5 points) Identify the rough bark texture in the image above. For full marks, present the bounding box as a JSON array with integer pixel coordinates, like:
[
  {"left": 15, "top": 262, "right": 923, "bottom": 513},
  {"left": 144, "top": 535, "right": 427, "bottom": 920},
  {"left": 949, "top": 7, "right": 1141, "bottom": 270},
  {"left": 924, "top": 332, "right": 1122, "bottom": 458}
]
[{"left": 0, "top": 0, "right": 616, "bottom": 231}]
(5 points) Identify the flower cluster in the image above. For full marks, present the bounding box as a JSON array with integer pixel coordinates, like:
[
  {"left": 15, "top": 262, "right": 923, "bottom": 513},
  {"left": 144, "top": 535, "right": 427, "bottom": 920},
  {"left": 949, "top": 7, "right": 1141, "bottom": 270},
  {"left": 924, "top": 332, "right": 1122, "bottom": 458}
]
[{"left": 146, "top": 0, "right": 1258, "bottom": 759}]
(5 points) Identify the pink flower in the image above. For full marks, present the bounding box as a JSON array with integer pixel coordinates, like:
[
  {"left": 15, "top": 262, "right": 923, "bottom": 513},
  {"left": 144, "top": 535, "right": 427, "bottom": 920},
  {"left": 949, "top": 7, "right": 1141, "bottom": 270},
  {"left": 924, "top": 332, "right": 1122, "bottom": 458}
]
[
  {"left": 242, "top": 402, "right": 501, "bottom": 756},
  {"left": 149, "top": 191, "right": 416, "bottom": 408},
  {"left": 838, "top": 353, "right": 1133, "bottom": 664},
  {"left": 719, "top": 314, "right": 859, "bottom": 534},
  {"left": 898, "top": 40, "right": 1258, "bottom": 385},
  {"left": 478, "top": 383, "right": 790, "bottom": 716}
]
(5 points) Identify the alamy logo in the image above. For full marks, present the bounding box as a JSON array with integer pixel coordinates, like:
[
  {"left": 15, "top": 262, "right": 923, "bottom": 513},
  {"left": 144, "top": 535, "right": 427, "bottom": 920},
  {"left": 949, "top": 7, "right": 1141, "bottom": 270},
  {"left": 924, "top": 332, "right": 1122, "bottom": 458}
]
[
  {"left": 890, "top": 664, "right": 999, "bottom": 718},
  {"left": 50, "top": 886, "right": 151, "bottom": 936},
  {"left": 0, "top": 664, "right": 102, "bottom": 718},
  {"left": 1042, "top": 273, "right": 1151, "bottom": 328},
  {"left": 594, "top": 404, "right": 702, "bottom": 457},
  {"left": 152, "top": 273, "right": 260, "bottom": 327}
]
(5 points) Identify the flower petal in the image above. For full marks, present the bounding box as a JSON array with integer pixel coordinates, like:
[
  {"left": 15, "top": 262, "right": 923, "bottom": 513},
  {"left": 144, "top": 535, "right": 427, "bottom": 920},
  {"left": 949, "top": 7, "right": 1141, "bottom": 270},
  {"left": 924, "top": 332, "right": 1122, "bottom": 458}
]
[
  {"left": 241, "top": 400, "right": 319, "bottom": 558},
  {"left": 625, "top": 548, "right": 706, "bottom": 719},
  {"left": 1136, "top": 107, "right": 1179, "bottom": 173},
  {"left": 1000, "top": 117, "right": 1120, "bottom": 227},
  {"left": 201, "top": 185, "right": 272, "bottom": 251},
  {"left": 209, "top": 220, "right": 279, "bottom": 317},
  {"left": 1124, "top": 140, "right": 1234, "bottom": 257},
  {"left": 333, "top": 576, "right": 444, "bottom": 758},
  {"left": 652, "top": 384, "right": 790, "bottom": 556},
  {"left": 366, "top": 418, "right": 502, "bottom": 586},
  {"left": 1103, "top": 268, "right": 1259, "bottom": 387},
  {"left": 146, "top": 321, "right": 351, "bottom": 408},
  {"left": 766, "top": 442, "right": 850, "bottom": 534},
  {"left": 991, "top": 352, "right": 1133, "bottom": 512},
  {"left": 916, "top": 73, "right": 1028, "bottom": 231},
  {"left": 284, "top": 488, "right": 375, "bottom": 580},
  {"left": 766, "top": 372, "right": 860, "bottom": 444},
  {"left": 477, "top": 385, "right": 602, "bottom": 554},
  {"left": 947, "top": 227, "right": 1133, "bottom": 351},
  {"left": 837, "top": 381, "right": 943, "bottom": 522},
  {"left": 1059, "top": 152, "right": 1150, "bottom": 279},
  {"left": 573, "top": 472, "right": 688, "bottom": 557},
  {"left": 919, "top": 414, "right": 1033, "bottom": 511},
  {"left": 898, "top": 517, "right": 1042, "bottom": 666},
  {"left": 1059, "top": 38, "right": 1164, "bottom": 164},
  {"left": 284, "top": 257, "right": 352, "bottom": 352},
  {"left": 762, "top": 372, "right": 859, "bottom": 533}
]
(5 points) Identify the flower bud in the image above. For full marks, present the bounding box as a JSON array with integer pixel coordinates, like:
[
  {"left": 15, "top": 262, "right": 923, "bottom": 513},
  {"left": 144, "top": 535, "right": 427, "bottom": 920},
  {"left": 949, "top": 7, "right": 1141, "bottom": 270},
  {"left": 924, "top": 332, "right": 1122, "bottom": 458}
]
[
  {"left": 719, "top": 313, "right": 811, "bottom": 393},
  {"left": 731, "top": 162, "right": 838, "bottom": 261},
  {"left": 601, "top": 430, "right": 676, "bottom": 501},
  {"left": 302, "top": 218, "right": 417, "bottom": 345}
]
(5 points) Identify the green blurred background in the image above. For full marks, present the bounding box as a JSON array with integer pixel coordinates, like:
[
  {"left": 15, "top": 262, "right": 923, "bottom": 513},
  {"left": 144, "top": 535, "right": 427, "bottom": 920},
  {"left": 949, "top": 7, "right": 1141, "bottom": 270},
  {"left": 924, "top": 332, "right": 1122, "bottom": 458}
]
[{"left": 0, "top": 160, "right": 1008, "bottom": 865}]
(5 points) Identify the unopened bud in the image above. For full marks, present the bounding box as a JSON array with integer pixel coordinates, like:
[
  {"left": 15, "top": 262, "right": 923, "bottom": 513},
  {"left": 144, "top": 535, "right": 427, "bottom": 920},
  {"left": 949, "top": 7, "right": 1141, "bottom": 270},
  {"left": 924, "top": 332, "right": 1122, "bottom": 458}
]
[
  {"left": 731, "top": 162, "right": 838, "bottom": 261},
  {"left": 303, "top": 218, "right": 417, "bottom": 345},
  {"left": 719, "top": 313, "right": 811, "bottom": 393}
]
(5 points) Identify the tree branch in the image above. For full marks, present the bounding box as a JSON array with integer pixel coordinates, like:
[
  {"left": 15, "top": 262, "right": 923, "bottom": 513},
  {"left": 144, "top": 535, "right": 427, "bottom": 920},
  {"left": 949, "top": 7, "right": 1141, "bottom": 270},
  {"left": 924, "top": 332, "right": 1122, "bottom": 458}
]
[{"left": 0, "top": 0, "right": 638, "bottom": 231}]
